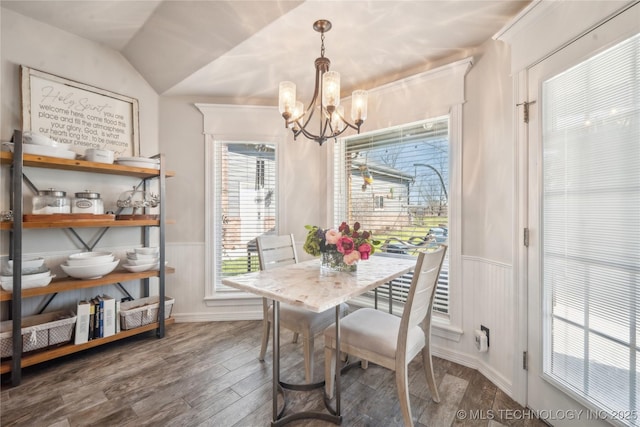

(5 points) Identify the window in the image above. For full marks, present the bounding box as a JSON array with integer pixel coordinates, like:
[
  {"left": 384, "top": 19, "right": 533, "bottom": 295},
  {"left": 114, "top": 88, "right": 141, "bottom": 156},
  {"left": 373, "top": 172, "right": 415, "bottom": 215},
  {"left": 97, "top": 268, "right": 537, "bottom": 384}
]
[
  {"left": 211, "top": 142, "right": 277, "bottom": 291},
  {"left": 542, "top": 33, "right": 639, "bottom": 421},
  {"left": 334, "top": 117, "right": 451, "bottom": 316},
  {"left": 374, "top": 195, "right": 385, "bottom": 210}
]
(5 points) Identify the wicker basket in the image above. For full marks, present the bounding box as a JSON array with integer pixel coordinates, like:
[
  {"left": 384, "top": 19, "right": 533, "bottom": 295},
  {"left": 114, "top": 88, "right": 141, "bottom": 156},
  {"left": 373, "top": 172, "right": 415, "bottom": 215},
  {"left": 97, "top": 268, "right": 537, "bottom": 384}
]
[
  {"left": 0, "top": 310, "right": 77, "bottom": 358},
  {"left": 119, "top": 296, "right": 174, "bottom": 330}
]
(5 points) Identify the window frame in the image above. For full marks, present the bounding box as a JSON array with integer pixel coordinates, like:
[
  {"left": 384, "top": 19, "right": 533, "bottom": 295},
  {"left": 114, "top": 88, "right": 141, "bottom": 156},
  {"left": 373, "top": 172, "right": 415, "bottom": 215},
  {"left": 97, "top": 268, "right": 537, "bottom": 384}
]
[
  {"left": 327, "top": 104, "right": 464, "bottom": 341},
  {"left": 197, "top": 104, "right": 285, "bottom": 305}
]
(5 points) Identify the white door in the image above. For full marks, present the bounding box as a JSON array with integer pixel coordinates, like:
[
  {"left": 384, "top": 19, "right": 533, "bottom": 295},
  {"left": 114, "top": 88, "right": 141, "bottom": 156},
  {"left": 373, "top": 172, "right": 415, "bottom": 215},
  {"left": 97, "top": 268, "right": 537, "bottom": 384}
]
[{"left": 527, "top": 5, "right": 639, "bottom": 426}]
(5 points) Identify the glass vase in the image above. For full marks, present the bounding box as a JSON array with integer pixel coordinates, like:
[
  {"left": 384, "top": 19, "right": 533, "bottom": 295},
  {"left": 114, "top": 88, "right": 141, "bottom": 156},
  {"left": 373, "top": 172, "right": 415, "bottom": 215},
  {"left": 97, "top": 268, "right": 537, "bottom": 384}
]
[{"left": 321, "top": 250, "right": 357, "bottom": 273}]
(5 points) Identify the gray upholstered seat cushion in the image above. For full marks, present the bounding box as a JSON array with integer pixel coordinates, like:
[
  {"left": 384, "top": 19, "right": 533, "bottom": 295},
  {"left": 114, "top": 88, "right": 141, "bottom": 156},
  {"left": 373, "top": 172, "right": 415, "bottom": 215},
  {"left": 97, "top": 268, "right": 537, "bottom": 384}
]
[
  {"left": 324, "top": 308, "right": 425, "bottom": 360},
  {"left": 269, "top": 302, "right": 349, "bottom": 334}
]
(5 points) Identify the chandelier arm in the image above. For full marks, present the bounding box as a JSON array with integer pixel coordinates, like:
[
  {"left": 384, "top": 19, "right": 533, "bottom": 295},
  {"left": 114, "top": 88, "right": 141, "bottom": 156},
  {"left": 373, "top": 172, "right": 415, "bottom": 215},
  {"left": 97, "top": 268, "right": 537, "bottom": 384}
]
[
  {"left": 292, "top": 58, "right": 324, "bottom": 135},
  {"left": 334, "top": 109, "right": 363, "bottom": 132},
  {"left": 297, "top": 119, "right": 327, "bottom": 141}
]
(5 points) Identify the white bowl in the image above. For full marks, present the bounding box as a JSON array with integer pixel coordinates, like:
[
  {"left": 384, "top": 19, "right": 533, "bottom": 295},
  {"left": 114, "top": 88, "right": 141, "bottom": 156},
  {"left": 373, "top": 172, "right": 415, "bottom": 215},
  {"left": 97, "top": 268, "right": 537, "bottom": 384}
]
[
  {"left": 126, "top": 257, "right": 158, "bottom": 266},
  {"left": 85, "top": 148, "right": 114, "bottom": 164},
  {"left": 122, "top": 263, "right": 156, "bottom": 273},
  {"left": 2, "top": 265, "right": 49, "bottom": 276},
  {"left": 0, "top": 271, "right": 54, "bottom": 291},
  {"left": 6, "top": 257, "right": 46, "bottom": 274},
  {"left": 134, "top": 247, "right": 159, "bottom": 255},
  {"left": 126, "top": 251, "right": 157, "bottom": 260},
  {"left": 60, "top": 260, "right": 119, "bottom": 279},
  {"left": 5, "top": 142, "right": 77, "bottom": 160},
  {"left": 66, "top": 255, "right": 114, "bottom": 266},
  {"left": 23, "top": 132, "right": 59, "bottom": 147},
  {"left": 67, "top": 252, "right": 114, "bottom": 266}
]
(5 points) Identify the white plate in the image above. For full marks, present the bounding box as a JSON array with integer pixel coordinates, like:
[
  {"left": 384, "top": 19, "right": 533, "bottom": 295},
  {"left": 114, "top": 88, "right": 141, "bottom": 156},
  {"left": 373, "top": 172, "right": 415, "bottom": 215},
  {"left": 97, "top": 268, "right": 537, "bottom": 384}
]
[
  {"left": 117, "top": 156, "right": 160, "bottom": 163},
  {"left": 122, "top": 263, "right": 156, "bottom": 273},
  {"left": 115, "top": 160, "right": 160, "bottom": 169},
  {"left": 4, "top": 142, "right": 77, "bottom": 160}
]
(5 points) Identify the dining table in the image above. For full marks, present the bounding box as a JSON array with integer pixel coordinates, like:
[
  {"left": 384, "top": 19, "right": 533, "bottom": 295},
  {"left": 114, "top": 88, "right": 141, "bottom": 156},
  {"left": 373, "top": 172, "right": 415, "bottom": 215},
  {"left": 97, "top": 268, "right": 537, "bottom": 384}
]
[{"left": 222, "top": 253, "right": 417, "bottom": 426}]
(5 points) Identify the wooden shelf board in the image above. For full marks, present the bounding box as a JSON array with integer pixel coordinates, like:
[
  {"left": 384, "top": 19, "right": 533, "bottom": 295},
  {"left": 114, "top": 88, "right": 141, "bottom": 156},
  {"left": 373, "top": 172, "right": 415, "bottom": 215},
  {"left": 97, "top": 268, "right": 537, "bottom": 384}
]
[
  {"left": 22, "top": 219, "right": 160, "bottom": 228},
  {"left": 0, "top": 267, "right": 176, "bottom": 301},
  {"left": 0, "top": 318, "right": 176, "bottom": 374},
  {"left": 0, "top": 151, "right": 175, "bottom": 178},
  {"left": 1, "top": 219, "right": 175, "bottom": 229}
]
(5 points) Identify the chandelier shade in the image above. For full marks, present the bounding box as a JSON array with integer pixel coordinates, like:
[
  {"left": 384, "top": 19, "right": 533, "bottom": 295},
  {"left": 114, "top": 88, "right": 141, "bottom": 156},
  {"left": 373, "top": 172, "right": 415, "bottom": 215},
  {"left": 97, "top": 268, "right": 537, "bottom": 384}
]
[{"left": 278, "top": 19, "right": 368, "bottom": 146}]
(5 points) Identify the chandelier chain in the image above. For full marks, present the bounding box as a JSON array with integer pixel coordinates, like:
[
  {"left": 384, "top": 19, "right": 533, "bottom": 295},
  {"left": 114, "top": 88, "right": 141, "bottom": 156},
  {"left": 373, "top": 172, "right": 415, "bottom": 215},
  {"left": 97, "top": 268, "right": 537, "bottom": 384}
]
[{"left": 278, "top": 19, "right": 367, "bottom": 145}]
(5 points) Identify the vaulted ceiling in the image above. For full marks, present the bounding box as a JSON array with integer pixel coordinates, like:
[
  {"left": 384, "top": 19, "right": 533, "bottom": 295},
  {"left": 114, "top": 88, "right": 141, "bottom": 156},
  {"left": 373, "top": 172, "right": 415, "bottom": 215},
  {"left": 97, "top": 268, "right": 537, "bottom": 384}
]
[{"left": 1, "top": 0, "right": 531, "bottom": 102}]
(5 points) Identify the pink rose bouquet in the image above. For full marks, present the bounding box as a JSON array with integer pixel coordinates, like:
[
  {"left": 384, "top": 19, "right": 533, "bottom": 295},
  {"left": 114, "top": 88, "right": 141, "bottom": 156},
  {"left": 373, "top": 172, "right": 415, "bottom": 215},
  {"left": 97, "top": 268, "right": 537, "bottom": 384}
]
[{"left": 303, "top": 221, "right": 377, "bottom": 266}]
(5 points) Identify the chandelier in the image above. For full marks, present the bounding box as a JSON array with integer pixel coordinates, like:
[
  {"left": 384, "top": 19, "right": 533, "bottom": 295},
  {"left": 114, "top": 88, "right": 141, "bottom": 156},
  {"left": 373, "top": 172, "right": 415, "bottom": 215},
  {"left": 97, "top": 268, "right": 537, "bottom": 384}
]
[{"left": 278, "top": 19, "right": 368, "bottom": 146}]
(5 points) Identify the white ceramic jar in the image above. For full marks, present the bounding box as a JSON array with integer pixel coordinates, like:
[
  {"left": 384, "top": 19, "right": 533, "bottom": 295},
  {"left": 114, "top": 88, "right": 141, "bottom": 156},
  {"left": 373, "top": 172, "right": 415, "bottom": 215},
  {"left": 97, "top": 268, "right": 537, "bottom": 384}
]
[{"left": 72, "top": 191, "right": 104, "bottom": 214}]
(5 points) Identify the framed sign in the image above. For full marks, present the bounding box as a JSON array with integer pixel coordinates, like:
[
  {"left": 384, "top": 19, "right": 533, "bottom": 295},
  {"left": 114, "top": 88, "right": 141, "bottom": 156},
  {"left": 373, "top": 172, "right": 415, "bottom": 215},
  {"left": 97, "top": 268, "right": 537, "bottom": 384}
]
[{"left": 21, "top": 66, "right": 140, "bottom": 157}]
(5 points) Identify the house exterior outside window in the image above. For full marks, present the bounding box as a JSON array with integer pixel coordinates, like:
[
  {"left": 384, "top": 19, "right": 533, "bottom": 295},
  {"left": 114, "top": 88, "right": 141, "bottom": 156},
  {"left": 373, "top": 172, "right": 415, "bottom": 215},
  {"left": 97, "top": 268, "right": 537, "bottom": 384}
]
[{"left": 333, "top": 117, "right": 451, "bottom": 316}]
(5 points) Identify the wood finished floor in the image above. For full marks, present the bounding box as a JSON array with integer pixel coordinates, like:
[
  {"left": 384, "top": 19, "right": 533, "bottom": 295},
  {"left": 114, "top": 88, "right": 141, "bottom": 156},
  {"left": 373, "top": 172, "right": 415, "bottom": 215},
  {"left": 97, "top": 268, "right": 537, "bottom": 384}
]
[{"left": 1, "top": 321, "right": 546, "bottom": 427}]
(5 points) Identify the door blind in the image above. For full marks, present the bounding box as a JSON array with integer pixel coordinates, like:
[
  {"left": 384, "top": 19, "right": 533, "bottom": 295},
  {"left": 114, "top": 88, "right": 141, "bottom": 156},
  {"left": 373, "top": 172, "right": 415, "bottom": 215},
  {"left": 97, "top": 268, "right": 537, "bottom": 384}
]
[{"left": 541, "top": 33, "right": 640, "bottom": 422}]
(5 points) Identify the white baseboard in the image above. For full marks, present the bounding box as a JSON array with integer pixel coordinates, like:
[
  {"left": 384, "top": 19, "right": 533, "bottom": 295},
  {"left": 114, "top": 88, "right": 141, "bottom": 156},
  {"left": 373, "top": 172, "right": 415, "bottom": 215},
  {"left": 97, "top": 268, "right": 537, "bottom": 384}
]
[
  {"left": 432, "top": 344, "right": 513, "bottom": 397},
  {"left": 172, "top": 311, "right": 262, "bottom": 322}
]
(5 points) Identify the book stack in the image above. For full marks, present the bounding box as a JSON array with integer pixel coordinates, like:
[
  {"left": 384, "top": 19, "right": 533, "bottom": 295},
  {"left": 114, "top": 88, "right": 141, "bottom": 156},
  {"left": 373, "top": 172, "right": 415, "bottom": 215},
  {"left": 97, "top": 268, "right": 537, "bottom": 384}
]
[{"left": 74, "top": 295, "right": 121, "bottom": 345}]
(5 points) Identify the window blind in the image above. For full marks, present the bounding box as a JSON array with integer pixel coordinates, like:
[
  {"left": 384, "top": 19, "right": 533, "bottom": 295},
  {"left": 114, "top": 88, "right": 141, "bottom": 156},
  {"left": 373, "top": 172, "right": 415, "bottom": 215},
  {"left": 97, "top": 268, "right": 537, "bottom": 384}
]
[
  {"left": 215, "top": 142, "right": 276, "bottom": 289},
  {"left": 542, "top": 33, "right": 639, "bottom": 422},
  {"left": 334, "top": 118, "right": 450, "bottom": 314}
]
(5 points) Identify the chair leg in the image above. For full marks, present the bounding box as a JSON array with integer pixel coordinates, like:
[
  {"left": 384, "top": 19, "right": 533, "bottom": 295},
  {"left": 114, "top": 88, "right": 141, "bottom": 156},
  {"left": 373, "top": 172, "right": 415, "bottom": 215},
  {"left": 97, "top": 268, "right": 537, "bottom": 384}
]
[
  {"left": 292, "top": 332, "right": 299, "bottom": 344},
  {"left": 421, "top": 346, "right": 440, "bottom": 403},
  {"left": 259, "top": 318, "right": 270, "bottom": 361},
  {"left": 324, "top": 346, "right": 336, "bottom": 398},
  {"left": 303, "top": 335, "right": 314, "bottom": 383},
  {"left": 395, "top": 362, "right": 414, "bottom": 427}
]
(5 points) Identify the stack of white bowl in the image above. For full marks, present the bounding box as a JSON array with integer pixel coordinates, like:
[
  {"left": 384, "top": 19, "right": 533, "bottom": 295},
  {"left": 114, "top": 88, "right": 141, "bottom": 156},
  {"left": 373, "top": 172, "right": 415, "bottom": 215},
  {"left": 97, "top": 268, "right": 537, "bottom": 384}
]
[
  {"left": 0, "top": 257, "right": 54, "bottom": 291},
  {"left": 123, "top": 247, "right": 160, "bottom": 272},
  {"left": 60, "top": 252, "right": 119, "bottom": 280}
]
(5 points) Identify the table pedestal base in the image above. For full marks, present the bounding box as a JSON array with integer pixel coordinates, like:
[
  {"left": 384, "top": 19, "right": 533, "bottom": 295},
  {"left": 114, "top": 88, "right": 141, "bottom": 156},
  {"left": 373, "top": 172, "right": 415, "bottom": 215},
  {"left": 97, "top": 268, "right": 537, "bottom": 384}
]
[{"left": 271, "top": 302, "right": 343, "bottom": 426}]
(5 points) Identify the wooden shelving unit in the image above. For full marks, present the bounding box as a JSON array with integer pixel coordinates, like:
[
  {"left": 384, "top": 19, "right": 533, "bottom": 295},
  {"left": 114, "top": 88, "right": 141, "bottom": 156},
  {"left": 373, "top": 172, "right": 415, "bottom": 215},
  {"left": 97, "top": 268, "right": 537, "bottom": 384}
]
[
  {"left": 0, "top": 318, "right": 176, "bottom": 374},
  {"left": 0, "top": 151, "right": 175, "bottom": 178},
  {"left": 1, "top": 132, "right": 175, "bottom": 385},
  {"left": 0, "top": 267, "right": 176, "bottom": 302}
]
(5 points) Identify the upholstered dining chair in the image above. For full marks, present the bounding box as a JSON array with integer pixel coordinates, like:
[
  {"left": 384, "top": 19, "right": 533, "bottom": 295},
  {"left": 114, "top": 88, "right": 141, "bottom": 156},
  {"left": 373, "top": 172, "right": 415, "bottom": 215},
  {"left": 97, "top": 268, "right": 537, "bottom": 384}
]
[
  {"left": 256, "top": 233, "right": 348, "bottom": 384},
  {"left": 323, "top": 245, "right": 447, "bottom": 426}
]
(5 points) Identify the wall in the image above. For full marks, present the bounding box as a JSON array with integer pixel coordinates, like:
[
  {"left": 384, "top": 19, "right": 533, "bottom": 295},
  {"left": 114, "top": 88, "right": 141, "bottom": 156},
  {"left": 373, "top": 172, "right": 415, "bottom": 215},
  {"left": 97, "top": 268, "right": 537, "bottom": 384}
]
[
  {"left": 436, "top": 38, "right": 517, "bottom": 395},
  {"left": 0, "top": 9, "right": 160, "bottom": 315}
]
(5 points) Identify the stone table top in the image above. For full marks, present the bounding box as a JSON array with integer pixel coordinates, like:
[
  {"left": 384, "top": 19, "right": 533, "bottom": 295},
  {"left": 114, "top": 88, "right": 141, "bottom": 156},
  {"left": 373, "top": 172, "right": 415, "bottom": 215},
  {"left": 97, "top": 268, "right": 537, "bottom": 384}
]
[{"left": 222, "top": 254, "right": 417, "bottom": 313}]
